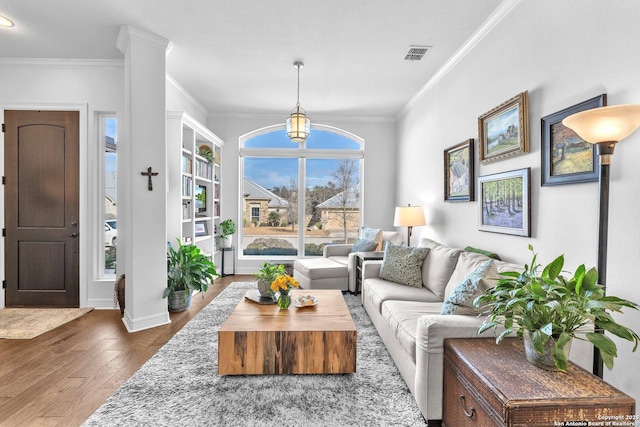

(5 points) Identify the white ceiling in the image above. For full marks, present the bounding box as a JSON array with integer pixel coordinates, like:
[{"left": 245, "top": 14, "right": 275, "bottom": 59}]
[{"left": 0, "top": 0, "right": 504, "bottom": 117}]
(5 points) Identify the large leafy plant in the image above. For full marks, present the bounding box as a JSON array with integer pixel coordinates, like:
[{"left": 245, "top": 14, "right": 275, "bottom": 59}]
[
  {"left": 474, "top": 245, "right": 639, "bottom": 372},
  {"left": 164, "top": 241, "right": 219, "bottom": 300},
  {"left": 220, "top": 219, "right": 236, "bottom": 239}
]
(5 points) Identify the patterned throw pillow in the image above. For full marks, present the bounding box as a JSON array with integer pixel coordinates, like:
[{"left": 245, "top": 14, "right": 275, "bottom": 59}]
[
  {"left": 351, "top": 238, "right": 379, "bottom": 253},
  {"left": 379, "top": 244, "right": 430, "bottom": 287},
  {"left": 441, "top": 260, "right": 496, "bottom": 315},
  {"left": 360, "top": 227, "right": 383, "bottom": 250}
]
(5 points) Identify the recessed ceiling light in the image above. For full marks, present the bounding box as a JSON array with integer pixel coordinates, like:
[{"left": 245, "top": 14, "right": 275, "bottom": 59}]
[{"left": 0, "top": 14, "right": 14, "bottom": 28}]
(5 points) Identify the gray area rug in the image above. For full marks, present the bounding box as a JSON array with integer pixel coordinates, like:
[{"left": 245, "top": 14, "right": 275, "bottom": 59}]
[{"left": 84, "top": 282, "right": 426, "bottom": 426}]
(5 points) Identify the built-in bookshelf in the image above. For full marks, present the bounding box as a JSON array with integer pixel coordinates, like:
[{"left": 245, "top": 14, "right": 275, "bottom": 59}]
[{"left": 167, "top": 112, "right": 224, "bottom": 260}]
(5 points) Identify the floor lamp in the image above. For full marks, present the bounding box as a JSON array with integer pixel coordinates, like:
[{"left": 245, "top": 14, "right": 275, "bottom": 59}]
[
  {"left": 393, "top": 204, "right": 426, "bottom": 246},
  {"left": 562, "top": 104, "right": 640, "bottom": 378}
]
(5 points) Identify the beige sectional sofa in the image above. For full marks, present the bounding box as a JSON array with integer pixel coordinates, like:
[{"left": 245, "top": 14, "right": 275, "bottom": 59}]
[
  {"left": 293, "top": 230, "right": 403, "bottom": 292},
  {"left": 360, "top": 236, "right": 522, "bottom": 423}
]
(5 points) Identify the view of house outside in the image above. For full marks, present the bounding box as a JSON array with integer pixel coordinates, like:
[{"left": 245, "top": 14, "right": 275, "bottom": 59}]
[
  {"left": 241, "top": 128, "right": 362, "bottom": 257},
  {"left": 104, "top": 116, "right": 117, "bottom": 274}
]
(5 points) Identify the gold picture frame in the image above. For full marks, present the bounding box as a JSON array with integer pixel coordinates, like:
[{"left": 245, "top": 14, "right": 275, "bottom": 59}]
[{"left": 478, "top": 91, "right": 529, "bottom": 163}]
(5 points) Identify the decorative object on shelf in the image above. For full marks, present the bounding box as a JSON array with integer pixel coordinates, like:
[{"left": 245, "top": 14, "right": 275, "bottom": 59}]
[
  {"left": 474, "top": 245, "right": 639, "bottom": 372},
  {"left": 444, "top": 139, "right": 475, "bottom": 202},
  {"left": 562, "top": 102, "right": 640, "bottom": 377},
  {"left": 541, "top": 94, "right": 606, "bottom": 186},
  {"left": 140, "top": 166, "right": 158, "bottom": 191},
  {"left": 478, "top": 167, "right": 530, "bottom": 237},
  {"left": 219, "top": 218, "right": 236, "bottom": 248},
  {"left": 478, "top": 91, "right": 529, "bottom": 163},
  {"left": 286, "top": 61, "right": 310, "bottom": 143},
  {"left": 195, "top": 221, "right": 208, "bottom": 237},
  {"left": 254, "top": 262, "right": 285, "bottom": 298},
  {"left": 393, "top": 204, "right": 425, "bottom": 246},
  {"left": 197, "top": 144, "right": 214, "bottom": 164},
  {"left": 164, "top": 240, "right": 219, "bottom": 312},
  {"left": 270, "top": 274, "right": 300, "bottom": 310}
]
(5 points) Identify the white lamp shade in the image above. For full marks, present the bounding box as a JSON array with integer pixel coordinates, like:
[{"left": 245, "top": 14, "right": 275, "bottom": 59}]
[
  {"left": 562, "top": 104, "right": 640, "bottom": 143},
  {"left": 394, "top": 205, "right": 426, "bottom": 227}
]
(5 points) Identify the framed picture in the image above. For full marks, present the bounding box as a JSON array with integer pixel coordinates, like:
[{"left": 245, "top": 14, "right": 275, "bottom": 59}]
[
  {"left": 478, "top": 168, "right": 530, "bottom": 237},
  {"left": 541, "top": 94, "right": 606, "bottom": 186},
  {"left": 195, "top": 221, "right": 208, "bottom": 237},
  {"left": 444, "top": 139, "right": 475, "bottom": 201},
  {"left": 478, "top": 91, "right": 529, "bottom": 163}
]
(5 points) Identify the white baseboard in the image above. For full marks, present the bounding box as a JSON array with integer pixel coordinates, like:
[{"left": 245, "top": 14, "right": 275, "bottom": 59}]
[{"left": 122, "top": 309, "right": 171, "bottom": 333}]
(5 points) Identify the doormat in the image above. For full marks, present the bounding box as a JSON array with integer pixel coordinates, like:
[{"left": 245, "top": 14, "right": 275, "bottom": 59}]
[{"left": 0, "top": 307, "right": 94, "bottom": 339}]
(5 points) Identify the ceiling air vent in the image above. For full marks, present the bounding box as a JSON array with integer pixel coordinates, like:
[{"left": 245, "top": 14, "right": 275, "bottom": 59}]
[{"left": 404, "top": 45, "right": 431, "bottom": 61}]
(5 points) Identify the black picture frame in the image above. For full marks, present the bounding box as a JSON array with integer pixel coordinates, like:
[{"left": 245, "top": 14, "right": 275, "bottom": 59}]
[
  {"left": 478, "top": 167, "right": 531, "bottom": 237},
  {"left": 541, "top": 94, "right": 606, "bottom": 186},
  {"left": 444, "top": 139, "right": 475, "bottom": 202}
]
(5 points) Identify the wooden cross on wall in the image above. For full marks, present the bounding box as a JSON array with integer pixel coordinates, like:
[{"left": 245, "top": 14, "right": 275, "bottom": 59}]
[{"left": 141, "top": 167, "right": 158, "bottom": 191}]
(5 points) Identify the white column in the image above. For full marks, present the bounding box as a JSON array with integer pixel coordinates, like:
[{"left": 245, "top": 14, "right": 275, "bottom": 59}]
[{"left": 117, "top": 26, "right": 172, "bottom": 331}]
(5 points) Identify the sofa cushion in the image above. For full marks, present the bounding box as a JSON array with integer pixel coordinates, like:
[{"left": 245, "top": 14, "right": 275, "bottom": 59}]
[
  {"left": 364, "top": 278, "right": 441, "bottom": 313},
  {"left": 381, "top": 231, "right": 403, "bottom": 247},
  {"left": 326, "top": 255, "right": 349, "bottom": 267},
  {"left": 444, "top": 251, "right": 500, "bottom": 300},
  {"left": 418, "top": 238, "right": 462, "bottom": 299},
  {"left": 441, "top": 259, "right": 497, "bottom": 315},
  {"left": 351, "top": 238, "right": 379, "bottom": 253},
  {"left": 381, "top": 300, "right": 443, "bottom": 363},
  {"left": 360, "top": 227, "right": 383, "bottom": 250},
  {"left": 379, "top": 244, "right": 430, "bottom": 287},
  {"left": 293, "top": 258, "right": 347, "bottom": 279}
]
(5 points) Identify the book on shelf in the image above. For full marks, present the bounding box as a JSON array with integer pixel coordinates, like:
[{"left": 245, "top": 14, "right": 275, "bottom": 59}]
[
  {"left": 182, "top": 175, "right": 193, "bottom": 197},
  {"left": 195, "top": 158, "right": 213, "bottom": 180},
  {"left": 182, "top": 155, "right": 192, "bottom": 174}
]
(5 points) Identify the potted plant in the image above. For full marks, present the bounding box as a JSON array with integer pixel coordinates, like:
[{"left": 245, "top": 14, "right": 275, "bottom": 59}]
[
  {"left": 164, "top": 240, "right": 219, "bottom": 312},
  {"left": 474, "top": 245, "right": 639, "bottom": 372},
  {"left": 220, "top": 219, "right": 236, "bottom": 248},
  {"left": 254, "top": 262, "right": 286, "bottom": 297}
]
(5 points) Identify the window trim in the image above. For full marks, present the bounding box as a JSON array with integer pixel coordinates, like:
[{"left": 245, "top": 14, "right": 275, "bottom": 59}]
[
  {"left": 239, "top": 123, "right": 365, "bottom": 260},
  {"left": 98, "top": 112, "right": 117, "bottom": 279}
]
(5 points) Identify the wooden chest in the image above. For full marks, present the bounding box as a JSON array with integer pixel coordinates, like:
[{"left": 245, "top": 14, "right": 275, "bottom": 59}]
[{"left": 443, "top": 338, "right": 635, "bottom": 427}]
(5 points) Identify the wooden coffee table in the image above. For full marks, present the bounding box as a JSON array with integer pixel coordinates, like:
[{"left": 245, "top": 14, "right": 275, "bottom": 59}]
[{"left": 218, "top": 289, "right": 357, "bottom": 375}]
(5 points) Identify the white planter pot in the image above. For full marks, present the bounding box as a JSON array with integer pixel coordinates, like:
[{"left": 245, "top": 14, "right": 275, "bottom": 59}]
[{"left": 221, "top": 235, "right": 233, "bottom": 248}]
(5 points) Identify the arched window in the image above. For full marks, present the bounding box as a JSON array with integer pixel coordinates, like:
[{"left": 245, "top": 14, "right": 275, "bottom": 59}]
[{"left": 239, "top": 124, "right": 364, "bottom": 258}]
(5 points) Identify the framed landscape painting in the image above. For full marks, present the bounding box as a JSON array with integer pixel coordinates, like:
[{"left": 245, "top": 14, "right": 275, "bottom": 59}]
[
  {"left": 541, "top": 94, "right": 606, "bottom": 186},
  {"left": 478, "top": 168, "right": 530, "bottom": 237},
  {"left": 444, "top": 139, "right": 474, "bottom": 201},
  {"left": 478, "top": 91, "right": 529, "bottom": 163}
]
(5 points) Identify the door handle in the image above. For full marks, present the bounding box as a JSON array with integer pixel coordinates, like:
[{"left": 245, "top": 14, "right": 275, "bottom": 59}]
[{"left": 70, "top": 233, "right": 79, "bottom": 238}]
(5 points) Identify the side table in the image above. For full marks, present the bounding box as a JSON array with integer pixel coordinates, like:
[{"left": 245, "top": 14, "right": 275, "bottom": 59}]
[
  {"left": 220, "top": 246, "right": 235, "bottom": 277},
  {"left": 354, "top": 251, "right": 384, "bottom": 295},
  {"left": 443, "top": 338, "right": 635, "bottom": 427}
]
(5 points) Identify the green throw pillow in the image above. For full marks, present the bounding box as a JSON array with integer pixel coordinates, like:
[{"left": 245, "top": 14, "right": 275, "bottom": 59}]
[
  {"left": 464, "top": 246, "right": 501, "bottom": 261},
  {"left": 441, "top": 260, "right": 496, "bottom": 315},
  {"left": 379, "top": 244, "right": 430, "bottom": 288}
]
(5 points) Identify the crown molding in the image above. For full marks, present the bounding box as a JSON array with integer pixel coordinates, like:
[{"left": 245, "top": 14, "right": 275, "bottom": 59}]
[
  {"left": 397, "top": 0, "right": 522, "bottom": 119},
  {"left": 166, "top": 74, "right": 208, "bottom": 118},
  {"left": 0, "top": 57, "right": 123, "bottom": 69},
  {"left": 117, "top": 25, "right": 173, "bottom": 54}
]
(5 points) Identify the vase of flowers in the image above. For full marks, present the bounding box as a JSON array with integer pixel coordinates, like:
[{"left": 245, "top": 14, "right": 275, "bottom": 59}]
[{"left": 270, "top": 274, "right": 300, "bottom": 310}]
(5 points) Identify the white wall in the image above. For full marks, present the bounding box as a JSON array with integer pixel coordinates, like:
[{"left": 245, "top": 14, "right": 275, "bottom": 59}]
[
  {"left": 0, "top": 59, "right": 124, "bottom": 309},
  {"left": 397, "top": 0, "right": 640, "bottom": 403},
  {"left": 207, "top": 113, "right": 397, "bottom": 274}
]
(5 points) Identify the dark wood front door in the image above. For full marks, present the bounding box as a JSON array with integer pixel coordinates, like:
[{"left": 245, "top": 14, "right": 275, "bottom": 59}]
[{"left": 4, "top": 110, "right": 80, "bottom": 307}]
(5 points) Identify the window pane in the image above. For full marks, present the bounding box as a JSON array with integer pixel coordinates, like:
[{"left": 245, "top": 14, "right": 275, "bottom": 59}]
[
  {"left": 242, "top": 158, "right": 299, "bottom": 256},
  {"left": 104, "top": 116, "right": 117, "bottom": 274},
  {"left": 243, "top": 129, "right": 299, "bottom": 149},
  {"left": 306, "top": 129, "right": 361, "bottom": 150},
  {"left": 305, "top": 159, "right": 360, "bottom": 255}
]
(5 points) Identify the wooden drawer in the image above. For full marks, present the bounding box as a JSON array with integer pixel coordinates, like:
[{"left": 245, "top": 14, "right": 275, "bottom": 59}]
[{"left": 442, "top": 338, "right": 636, "bottom": 427}]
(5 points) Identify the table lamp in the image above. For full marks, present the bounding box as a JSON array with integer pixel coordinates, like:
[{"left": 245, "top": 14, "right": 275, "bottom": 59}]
[{"left": 393, "top": 204, "right": 426, "bottom": 246}]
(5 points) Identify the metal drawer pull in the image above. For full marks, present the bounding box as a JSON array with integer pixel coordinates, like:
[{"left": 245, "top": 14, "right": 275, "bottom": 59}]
[{"left": 459, "top": 394, "right": 475, "bottom": 418}]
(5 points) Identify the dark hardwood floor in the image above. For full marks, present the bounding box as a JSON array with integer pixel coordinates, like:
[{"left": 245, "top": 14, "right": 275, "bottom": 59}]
[{"left": 0, "top": 274, "right": 252, "bottom": 427}]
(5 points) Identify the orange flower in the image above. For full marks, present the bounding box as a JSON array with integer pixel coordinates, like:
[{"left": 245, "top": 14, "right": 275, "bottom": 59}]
[{"left": 270, "top": 274, "right": 300, "bottom": 293}]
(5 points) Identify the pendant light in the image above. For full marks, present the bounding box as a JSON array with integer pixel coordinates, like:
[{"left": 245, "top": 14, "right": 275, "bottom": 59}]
[{"left": 286, "top": 61, "right": 310, "bottom": 143}]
